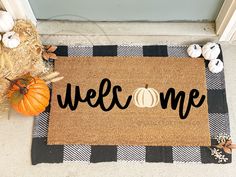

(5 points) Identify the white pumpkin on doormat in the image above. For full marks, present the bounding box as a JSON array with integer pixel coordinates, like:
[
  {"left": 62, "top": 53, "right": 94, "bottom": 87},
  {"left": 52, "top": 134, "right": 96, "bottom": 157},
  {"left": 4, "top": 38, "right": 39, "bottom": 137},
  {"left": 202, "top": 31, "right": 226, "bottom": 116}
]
[
  {"left": 187, "top": 44, "right": 202, "bottom": 58},
  {"left": 208, "top": 59, "right": 224, "bottom": 73},
  {"left": 202, "top": 42, "right": 220, "bottom": 60},
  {"left": 133, "top": 85, "right": 159, "bottom": 108}
]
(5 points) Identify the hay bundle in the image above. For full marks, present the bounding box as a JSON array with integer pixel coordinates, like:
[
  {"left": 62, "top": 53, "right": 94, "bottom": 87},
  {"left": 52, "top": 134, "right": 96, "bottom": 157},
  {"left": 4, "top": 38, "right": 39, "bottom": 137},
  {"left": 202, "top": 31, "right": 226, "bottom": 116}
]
[{"left": 0, "top": 20, "right": 48, "bottom": 113}]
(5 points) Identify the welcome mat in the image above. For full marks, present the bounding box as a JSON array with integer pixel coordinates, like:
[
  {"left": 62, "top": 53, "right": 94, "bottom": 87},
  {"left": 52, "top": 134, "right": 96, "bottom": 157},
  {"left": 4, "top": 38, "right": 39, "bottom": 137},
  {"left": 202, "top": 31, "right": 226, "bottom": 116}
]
[
  {"left": 48, "top": 57, "right": 210, "bottom": 146},
  {"left": 31, "top": 45, "right": 231, "bottom": 164}
]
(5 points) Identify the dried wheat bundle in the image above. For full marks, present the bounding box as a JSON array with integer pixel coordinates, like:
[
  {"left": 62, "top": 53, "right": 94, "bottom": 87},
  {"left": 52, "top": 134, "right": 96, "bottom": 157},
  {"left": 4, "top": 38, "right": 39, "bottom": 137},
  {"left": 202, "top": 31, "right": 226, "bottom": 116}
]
[
  {"left": 0, "top": 20, "right": 50, "bottom": 113},
  {"left": 40, "top": 71, "right": 64, "bottom": 84},
  {"left": 0, "top": 20, "right": 64, "bottom": 114}
]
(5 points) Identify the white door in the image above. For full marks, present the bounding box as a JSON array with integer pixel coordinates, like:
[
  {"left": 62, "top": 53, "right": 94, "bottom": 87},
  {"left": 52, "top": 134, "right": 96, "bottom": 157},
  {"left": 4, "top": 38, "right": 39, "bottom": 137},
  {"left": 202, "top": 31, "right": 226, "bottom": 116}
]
[{"left": 28, "top": 0, "right": 223, "bottom": 22}]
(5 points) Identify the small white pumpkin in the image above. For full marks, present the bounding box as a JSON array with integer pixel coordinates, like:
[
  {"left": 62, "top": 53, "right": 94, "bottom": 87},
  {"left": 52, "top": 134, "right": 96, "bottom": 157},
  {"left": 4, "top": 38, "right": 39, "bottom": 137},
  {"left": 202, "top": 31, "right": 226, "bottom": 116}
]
[
  {"left": 133, "top": 84, "right": 159, "bottom": 108},
  {"left": 202, "top": 42, "right": 220, "bottom": 60},
  {"left": 2, "top": 31, "right": 21, "bottom": 49},
  {"left": 187, "top": 44, "right": 202, "bottom": 58},
  {"left": 208, "top": 59, "right": 224, "bottom": 73},
  {"left": 0, "top": 11, "right": 14, "bottom": 33}
]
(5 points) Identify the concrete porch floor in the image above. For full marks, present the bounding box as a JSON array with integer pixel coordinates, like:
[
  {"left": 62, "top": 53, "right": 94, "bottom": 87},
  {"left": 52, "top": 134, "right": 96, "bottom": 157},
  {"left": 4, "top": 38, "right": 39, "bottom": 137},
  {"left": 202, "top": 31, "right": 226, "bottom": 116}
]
[{"left": 0, "top": 42, "right": 236, "bottom": 177}]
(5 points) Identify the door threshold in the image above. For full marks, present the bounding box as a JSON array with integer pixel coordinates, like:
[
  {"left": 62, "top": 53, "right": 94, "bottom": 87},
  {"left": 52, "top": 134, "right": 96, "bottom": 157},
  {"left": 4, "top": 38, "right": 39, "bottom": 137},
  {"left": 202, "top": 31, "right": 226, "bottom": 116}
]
[{"left": 37, "top": 20, "right": 218, "bottom": 45}]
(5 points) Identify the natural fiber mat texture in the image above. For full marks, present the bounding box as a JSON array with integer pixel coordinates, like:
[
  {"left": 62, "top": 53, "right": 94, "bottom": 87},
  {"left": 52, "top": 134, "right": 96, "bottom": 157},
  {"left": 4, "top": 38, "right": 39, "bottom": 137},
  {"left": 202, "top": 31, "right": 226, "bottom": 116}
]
[
  {"left": 47, "top": 57, "right": 210, "bottom": 146},
  {"left": 31, "top": 45, "right": 231, "bottom": 165}
]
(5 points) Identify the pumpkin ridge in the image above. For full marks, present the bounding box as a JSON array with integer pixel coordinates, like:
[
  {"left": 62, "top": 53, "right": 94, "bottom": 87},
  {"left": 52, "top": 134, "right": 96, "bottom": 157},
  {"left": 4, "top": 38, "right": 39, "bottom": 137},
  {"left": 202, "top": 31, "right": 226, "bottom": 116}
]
[
  {"left": 143, "top": 89, "right": 148, "bottom": 106},
  {"left": 19, "top": 99, "right": 28, "bottom": 114},
  {"left": 28, "top": 89, "right": 50, "bottom": 100},
  {"left": 136, "top": 89, "right": 144, "bottom": 107},
  {"left": 16, "top": 99, "right": 28, "bottom": 115},
  {"left": 23, "top": 94, "right": 39, "bottom": 115},
  {"left": 150, "top": 88, "right": 159, "bottom": 106},
  {"left": 133, "top": 88, "right": 138, "bottom": 107},
  {"left": 26, "top": 94, "right": 45, "bottom": 112},
  {"left": 28, "top": 91, "right": 48, "bottom": 106},
  {"left": 29, "top": 84, "right": 48, "bottom": 90},
  {"left": 133, "top": 88, "right": 140, "bottom": 107},
  {"left": 147, "top": 89, "right": 154, "bottom": 106},
  {"left": 26, "top": 96, "right": 37, "bottom": 115}
]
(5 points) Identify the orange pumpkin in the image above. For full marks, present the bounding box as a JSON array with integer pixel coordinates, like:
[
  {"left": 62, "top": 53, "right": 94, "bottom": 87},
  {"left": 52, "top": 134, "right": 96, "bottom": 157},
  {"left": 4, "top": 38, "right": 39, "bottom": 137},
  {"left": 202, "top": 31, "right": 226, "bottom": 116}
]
[{"left": 6, "top": 74, "right": 50, "bottom": 116}]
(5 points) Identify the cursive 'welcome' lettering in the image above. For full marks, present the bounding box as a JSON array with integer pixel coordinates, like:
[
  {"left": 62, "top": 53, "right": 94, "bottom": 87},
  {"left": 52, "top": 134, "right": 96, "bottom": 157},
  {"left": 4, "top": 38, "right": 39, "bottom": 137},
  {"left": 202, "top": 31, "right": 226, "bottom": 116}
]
[
  {"left": 57, "top": 78, "right": 206, "bottom": 119},
  {"left": 57, "top": 78, "right": 132, "bottom": 111},
  {"left": 160, "top": 88, "right": 205, "bottom": 119}
]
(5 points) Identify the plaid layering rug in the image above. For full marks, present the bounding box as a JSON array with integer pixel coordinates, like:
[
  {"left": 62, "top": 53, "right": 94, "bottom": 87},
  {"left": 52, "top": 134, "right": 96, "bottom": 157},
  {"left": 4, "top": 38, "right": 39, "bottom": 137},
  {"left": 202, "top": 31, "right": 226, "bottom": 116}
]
[{"left": 31, "top": 45, "right": 231, "bottom": 165}]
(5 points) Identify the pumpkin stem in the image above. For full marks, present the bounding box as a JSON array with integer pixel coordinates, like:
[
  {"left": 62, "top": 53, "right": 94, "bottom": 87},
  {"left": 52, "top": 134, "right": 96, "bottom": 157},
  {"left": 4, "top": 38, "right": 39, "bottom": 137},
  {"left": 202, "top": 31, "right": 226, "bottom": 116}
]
[
  {"left": 5, "top": 77, "right": 28, "bottom": 95},
  {"left": 210, "top": 45, "right": 215, "bottom": 49},
  {"left": 22, "top": 73, "right": 37, "bottom": 84},
  {"left": 145, "top": 84, "right": 148, "bottom": 89}
]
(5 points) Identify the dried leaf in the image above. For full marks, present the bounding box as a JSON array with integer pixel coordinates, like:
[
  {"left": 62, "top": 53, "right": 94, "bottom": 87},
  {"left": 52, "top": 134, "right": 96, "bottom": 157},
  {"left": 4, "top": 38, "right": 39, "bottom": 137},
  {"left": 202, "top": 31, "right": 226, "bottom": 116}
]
[
  {"left": 223, "top": 147, "right": 232, "bottom": 154},
  {"left": 228, "top": 144, "right": 236, "bottom": 149},
  {"left": 44, "top": 45, "right": 51, "bottom": 50},
  {"left": 48, "top": 53, "right": 57, "bottom": 60},
  {"left": 36, "top": 46, "right": 42, "bottom": 55},
  {"left": 42, "top": 52, "right": 50, "bottom": 60},
  {"left": 225, "top": 140, "right": 232, "bottom": 147},
  {"left": 47, "top": 45, "right": 57, "bottom": 52},
  {"left": 42, "top": 45, "right": 58, "bottom": 60}
]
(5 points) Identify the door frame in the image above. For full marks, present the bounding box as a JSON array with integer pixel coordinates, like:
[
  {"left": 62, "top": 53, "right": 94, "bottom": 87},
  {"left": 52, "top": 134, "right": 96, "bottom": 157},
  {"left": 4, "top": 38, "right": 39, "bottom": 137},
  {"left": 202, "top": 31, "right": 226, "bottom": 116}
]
[
  {"left": 0, "top": 0, "right": 36, "bottom": 25},
  {"left": 216, "top": 0, "right": 236, "bottom": 41},
  {"left": 1, "top": 0, "right": 236, "bottom": 42},
  {"left": 0, "top": 1, "right": 4, "bottom": 9}
]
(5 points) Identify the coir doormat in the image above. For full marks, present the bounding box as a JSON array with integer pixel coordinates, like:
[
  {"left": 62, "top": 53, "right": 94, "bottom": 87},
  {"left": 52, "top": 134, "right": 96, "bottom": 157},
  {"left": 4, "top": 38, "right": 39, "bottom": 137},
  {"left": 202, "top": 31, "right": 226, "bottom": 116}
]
[
  {"left": 31, "top": 45, "right": 231, "bottom": 164},
  {"left": 47, "top": 57, "right": 210, "bottom": 146}
]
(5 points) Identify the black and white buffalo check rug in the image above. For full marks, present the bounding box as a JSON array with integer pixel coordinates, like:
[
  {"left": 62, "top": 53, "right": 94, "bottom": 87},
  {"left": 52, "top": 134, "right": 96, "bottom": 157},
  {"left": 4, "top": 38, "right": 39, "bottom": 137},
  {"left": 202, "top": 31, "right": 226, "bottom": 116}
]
[{"left": 31, "top": 45, "right": 231, "bottom": 165}]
